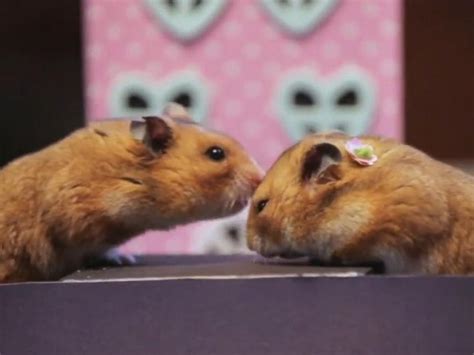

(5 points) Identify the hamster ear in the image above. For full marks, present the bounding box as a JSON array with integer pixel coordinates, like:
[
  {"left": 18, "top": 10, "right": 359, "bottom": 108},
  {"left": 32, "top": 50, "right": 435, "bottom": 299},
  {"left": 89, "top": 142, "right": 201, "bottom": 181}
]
[
  {"left": 130, "top": 116, "right": 173, "bottom": 153},
  {"left": 162, "top": 102, "right": 193, "bottom": 122},
  {"left": 301, "top": 143, "right": 342, "bottom": 184}
]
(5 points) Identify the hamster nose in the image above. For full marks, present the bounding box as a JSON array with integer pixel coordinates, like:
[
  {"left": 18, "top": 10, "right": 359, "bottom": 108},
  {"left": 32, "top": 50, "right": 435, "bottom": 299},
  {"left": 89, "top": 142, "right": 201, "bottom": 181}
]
[{"left": 249, "top": 175, "right": 263, "bottom": 191}]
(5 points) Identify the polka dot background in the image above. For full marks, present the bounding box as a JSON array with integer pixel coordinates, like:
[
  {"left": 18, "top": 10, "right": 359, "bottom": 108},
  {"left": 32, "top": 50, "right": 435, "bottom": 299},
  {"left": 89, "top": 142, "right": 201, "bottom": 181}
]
[{"left": 83, "top": 0, "right": 403, "bottom": 254}]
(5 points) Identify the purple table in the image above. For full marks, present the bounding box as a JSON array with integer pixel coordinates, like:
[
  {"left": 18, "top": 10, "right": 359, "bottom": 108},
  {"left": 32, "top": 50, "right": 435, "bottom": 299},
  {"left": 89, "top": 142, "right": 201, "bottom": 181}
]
[{"left": 0, "top": 255, "right": 472, "bottom": 355}]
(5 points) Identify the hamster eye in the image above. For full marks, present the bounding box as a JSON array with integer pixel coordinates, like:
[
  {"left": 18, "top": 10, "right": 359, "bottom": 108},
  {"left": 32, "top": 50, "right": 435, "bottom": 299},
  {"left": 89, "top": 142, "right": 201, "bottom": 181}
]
[
  {"left": 205, "top": 146, "right": 226, "bottom": 161},
  {"left": 256, "top": 199, "right": 269, "bottom": 213}
]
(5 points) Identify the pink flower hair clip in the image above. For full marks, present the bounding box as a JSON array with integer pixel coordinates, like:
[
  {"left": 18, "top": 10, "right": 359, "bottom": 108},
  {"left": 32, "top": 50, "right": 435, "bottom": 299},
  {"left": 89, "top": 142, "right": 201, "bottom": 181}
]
[{"left": 344, "top": 138, "right": 378, "bottom": 166}]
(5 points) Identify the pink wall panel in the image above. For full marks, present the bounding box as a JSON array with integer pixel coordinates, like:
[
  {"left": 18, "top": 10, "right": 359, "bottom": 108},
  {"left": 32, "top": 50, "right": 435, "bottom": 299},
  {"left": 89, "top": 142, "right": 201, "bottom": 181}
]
[{"left": 83, "top": 0, "right": 403, "bottom": 254}]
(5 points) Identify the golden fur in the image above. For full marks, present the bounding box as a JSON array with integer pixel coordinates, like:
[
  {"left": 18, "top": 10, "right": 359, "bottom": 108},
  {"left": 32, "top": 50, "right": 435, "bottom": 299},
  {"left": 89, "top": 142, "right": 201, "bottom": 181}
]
[
  {"left": 0, "top": 106, "right": 263, "bottom": 282},
  {"left": 247, "top": 133, "right": 474, "bottom": 274}
]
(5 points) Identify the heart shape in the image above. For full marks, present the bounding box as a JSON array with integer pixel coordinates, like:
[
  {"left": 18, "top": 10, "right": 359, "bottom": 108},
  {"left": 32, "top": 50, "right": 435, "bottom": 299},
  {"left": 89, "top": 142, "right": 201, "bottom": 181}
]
[
  {"left": 144, "top": 0, "right": 229, "bottom": 42},
  {"left": 275, "top": 66, "right": 376, "bottom": 141},
  {"left": 260, "top": 0, "right": 339, "bottom": 36},
  {"left": 109, "top": 71, "right": 210, "bottom": 124}
]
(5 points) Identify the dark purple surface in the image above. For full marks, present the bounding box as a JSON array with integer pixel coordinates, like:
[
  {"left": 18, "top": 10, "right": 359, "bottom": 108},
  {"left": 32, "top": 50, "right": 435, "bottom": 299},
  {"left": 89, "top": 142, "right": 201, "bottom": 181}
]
[
  {"left": 64, "top": 254, "right": 371, "bottom": 280},
  {"left": 1, "top": 275, "right": 473, "bottom": 355}
]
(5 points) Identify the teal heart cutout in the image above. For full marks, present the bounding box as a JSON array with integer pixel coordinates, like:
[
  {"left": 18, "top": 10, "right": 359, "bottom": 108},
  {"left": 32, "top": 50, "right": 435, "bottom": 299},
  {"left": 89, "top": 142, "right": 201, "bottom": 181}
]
[
  {"left": 109, "top": 71, "right": 210, "bottom": 124},
  {"left": 275, "top": 66, "right": 376, "bottom": 141},
  {"left": 144, "top": 0, "right": 229, "bottom": 42},
  {"left": 261, "top": 0, "right": 339, "bottom": 36}
]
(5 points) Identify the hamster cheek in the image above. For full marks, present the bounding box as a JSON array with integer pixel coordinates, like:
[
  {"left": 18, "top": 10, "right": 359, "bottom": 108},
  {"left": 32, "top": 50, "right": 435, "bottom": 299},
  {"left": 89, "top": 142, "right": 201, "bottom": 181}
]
[
  {"left": 312, "top": 199, "right": 374, "bottom": 262},
  {"left": 247, "top": 233, "right": 283, "bottom": 257},
  {"left": 281, "top": 222, "right": 302, "bottom": 252},
  {"left": 247, "top": 215, "right": 286, "bottom": 257}
]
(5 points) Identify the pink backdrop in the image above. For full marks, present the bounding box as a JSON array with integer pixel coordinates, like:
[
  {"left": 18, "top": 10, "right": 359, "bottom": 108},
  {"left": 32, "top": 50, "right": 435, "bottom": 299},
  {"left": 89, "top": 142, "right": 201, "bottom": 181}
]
[{"left": 83, "top": 0, "right": 403, "bottom": 254}]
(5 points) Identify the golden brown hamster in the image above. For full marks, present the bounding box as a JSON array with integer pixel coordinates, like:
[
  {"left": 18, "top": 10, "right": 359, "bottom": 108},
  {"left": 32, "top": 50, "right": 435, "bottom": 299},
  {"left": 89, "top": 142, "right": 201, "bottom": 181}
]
[
  {"left": 0, "top": 103, "right": 263, "bottom": 282},
  {"left": 247, "top": 132, "right": 474, "bottom": 274}
]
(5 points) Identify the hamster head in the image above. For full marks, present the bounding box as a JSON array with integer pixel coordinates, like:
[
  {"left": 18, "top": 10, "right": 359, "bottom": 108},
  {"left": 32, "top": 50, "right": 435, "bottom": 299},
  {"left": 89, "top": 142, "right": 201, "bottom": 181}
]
[
  {"left": 124, "top": 103, "right": 264, "bottom": 229},
  {"left": 246, "top": 132, "right": 377, "bottom": 261}
]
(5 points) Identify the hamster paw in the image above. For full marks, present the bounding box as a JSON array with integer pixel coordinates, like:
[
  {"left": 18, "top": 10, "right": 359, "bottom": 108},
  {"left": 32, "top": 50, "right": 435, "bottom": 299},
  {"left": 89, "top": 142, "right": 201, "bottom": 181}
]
[{"left": 84, "top": 249, "right": 137, "bottom": 268}]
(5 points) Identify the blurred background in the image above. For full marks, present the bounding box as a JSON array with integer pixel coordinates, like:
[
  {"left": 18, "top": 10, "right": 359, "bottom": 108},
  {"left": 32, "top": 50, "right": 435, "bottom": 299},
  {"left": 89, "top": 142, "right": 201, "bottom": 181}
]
[{"left": 0, "top": 0, "right": 472, "bottom": 255}]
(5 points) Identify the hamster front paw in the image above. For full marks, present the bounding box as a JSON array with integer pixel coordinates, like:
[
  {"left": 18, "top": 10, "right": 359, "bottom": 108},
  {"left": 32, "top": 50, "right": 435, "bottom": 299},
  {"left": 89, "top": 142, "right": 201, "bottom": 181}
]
[{"left": 84, "top": 249, "right": 137, "bottom": 268}]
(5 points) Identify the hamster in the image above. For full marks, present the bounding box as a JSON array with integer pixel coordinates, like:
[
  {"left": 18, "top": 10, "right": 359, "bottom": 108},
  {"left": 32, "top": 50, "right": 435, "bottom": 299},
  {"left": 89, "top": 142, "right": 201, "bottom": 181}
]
[
  {"left": 247, "top": 132, "right": 474, "bottom": 274},
  {"left": 0, "top": 103, "right": 263, "bottom": 282}
]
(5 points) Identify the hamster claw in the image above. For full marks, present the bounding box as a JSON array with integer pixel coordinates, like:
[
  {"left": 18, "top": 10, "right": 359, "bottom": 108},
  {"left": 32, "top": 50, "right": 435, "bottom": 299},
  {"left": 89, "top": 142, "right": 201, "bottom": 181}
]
[
  {"left": 104, "top": 249, "right": 137, "bottom": 266},
  {"left": 109, "top": 253, "right": 137, "bottom": 266},
  {"left": 84, "top": 250, "right": 137, "bottom": 268}
]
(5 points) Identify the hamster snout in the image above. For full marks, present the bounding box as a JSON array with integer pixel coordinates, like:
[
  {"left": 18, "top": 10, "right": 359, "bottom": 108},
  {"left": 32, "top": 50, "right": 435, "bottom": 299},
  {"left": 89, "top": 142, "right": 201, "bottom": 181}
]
[
  {"left": 248, "top": 173, "right": 263, "bottom": 190},
  {"left": 225, "top": 162, "right": 264, "bottom": 215},
  {"left": 246, "top": 216, "right": 287, "bottom": 258},
  {"left": 242, "top": 168, "right": 264, "bottom": 195}
]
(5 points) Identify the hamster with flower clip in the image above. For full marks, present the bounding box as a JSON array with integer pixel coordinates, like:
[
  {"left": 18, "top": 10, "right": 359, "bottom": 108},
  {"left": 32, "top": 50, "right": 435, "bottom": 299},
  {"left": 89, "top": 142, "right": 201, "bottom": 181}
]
[
  {"left": 247, "top": 132, "right": 474, "bottom": 274},
  {"left": 0, "top": 103, "right": 263, "bottom": 282}
]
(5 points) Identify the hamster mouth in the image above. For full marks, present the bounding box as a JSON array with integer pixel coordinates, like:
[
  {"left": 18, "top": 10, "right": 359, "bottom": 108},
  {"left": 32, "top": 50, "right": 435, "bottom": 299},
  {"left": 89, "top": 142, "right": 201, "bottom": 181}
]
[
  {"left": 231, "top": 197, "right": 248, "bottom": 213},
  {"left": 227, "top": 177, "right": 259, "bottom": 213},
  {"left": 224, "top": 195, "right": 249, "bottom": 215}
]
